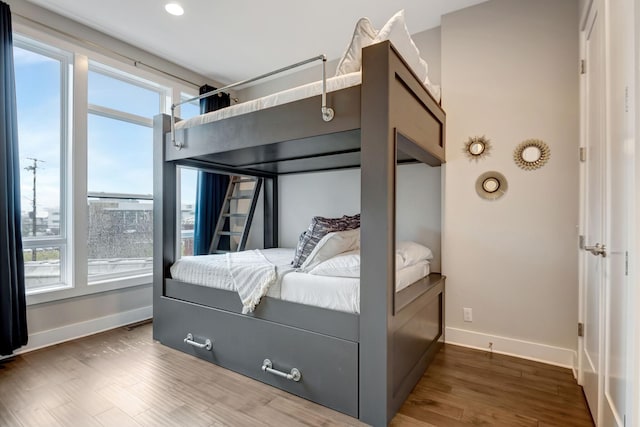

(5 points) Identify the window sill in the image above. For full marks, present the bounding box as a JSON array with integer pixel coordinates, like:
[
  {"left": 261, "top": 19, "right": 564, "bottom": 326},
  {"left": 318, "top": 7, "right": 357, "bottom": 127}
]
[{"left": 26, "top": 274, "right": 152, "bottom": 306}]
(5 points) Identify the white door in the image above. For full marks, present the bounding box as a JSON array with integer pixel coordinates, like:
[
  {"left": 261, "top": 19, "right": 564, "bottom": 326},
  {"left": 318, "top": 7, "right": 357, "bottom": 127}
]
[
  {"left": 581, "top": 3, "right": 605, "bottom": 423},
  {"left": 601, "top": 0, "right": 635, "bottom": 425},
  {"left": 580, "top": 1, "right": 636, "bottom": 425}
]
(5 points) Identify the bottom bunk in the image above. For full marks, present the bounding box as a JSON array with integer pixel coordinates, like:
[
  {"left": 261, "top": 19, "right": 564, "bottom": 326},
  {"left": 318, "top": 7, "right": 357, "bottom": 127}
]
[{"left": 153, "top": 265, "right": 444, "bottom": 419}]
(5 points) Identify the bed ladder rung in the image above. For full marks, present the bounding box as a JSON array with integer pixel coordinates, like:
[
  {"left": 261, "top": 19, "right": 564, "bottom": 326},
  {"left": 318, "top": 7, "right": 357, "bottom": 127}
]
[{"left": 209, "top": 175, "right": 263, "bottom": 254}]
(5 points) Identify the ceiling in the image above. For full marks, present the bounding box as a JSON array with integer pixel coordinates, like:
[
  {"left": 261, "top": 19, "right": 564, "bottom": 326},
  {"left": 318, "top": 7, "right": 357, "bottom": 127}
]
[{"left": 26, "top": 0, "right": 488, "bottom": 84}]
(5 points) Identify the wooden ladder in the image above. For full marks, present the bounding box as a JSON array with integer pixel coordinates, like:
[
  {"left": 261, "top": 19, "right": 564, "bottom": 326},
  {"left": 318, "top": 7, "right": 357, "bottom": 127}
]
[{"left": 209, "top": 176, "right": 262, "bottom": 254}]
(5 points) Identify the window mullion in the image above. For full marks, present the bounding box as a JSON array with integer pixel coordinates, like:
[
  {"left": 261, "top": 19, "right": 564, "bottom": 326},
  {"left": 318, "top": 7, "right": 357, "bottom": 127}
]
[
  {"left": 87, "top": 104, "right": 153, "bottom": 127},
  {"left": 72, "top": 53, "right": 90, "bottom": 291}
]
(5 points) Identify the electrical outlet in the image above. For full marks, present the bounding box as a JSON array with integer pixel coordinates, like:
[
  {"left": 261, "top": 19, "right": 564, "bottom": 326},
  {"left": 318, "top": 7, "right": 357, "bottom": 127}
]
[{"left": 463, "top": 307, "right": 473, "bottom": 322}]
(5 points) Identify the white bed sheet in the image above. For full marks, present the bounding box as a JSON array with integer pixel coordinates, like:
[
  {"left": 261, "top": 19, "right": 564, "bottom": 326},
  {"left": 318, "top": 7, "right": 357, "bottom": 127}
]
[
  {"left": 171, "top": 248, "right": 430, "bottom": 314},
  {"left": 169, "top": 248, "right": 294, "bottom": 298},
  {"left": 280, "top": 261, "right": 430, "bottom": 314}
]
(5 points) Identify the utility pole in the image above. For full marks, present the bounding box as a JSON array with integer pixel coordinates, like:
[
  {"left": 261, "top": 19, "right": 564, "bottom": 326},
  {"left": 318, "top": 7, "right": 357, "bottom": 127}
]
[{"left": 24, "top": 157, "right": 44, "bottom": 261}]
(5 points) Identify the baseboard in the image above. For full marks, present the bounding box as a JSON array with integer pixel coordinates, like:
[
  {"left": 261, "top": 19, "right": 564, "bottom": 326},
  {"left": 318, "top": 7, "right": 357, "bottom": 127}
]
[
  {"left": 445, "top": 327, "right": 577, "bottom": 369},
  {"left": 11, "top": 306, "right": 152, "bottom": 356}
]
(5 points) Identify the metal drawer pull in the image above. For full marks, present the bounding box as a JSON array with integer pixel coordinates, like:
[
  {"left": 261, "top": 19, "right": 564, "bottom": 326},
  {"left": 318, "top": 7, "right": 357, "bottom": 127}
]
[
  {"left": 262, "top": 359, "right": 301, "bottom": 382},
  {"left": 183, "top": 333, "right": 212, "bottom": 351}
]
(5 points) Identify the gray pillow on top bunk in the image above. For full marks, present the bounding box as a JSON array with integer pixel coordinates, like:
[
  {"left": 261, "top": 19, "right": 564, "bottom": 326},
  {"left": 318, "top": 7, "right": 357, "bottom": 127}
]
[{"left": 292, "top": 214, "right": 360, "bottom": 268}]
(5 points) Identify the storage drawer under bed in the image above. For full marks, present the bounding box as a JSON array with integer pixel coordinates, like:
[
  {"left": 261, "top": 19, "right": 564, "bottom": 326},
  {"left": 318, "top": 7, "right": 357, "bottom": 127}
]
[{"left": 154, "top": 296, "right": 359, "bottom": 417}]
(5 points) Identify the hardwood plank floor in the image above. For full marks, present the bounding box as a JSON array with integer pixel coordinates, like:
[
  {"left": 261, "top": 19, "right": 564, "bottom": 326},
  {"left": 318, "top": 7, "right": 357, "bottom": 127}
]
[{"left": 0, "top": 323, "right": 593, "bottom": 426}]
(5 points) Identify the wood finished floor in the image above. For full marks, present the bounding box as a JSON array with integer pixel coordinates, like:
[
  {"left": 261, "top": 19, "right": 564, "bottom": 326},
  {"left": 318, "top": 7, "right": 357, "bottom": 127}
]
[{"left": 0, "top": 322, "right": 593, "bottom": 427}]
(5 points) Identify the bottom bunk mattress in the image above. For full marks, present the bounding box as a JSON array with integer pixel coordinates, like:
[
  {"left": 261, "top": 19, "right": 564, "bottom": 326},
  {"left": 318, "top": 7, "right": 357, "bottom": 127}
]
[{"left": 169, "top": 248, "right": 430, "bottom": 314}]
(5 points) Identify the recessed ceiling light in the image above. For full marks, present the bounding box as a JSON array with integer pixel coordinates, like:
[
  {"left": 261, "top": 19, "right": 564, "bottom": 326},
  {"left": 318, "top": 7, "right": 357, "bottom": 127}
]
[{"left": 165, "top": 3, "right": 184, "bottom": 16}]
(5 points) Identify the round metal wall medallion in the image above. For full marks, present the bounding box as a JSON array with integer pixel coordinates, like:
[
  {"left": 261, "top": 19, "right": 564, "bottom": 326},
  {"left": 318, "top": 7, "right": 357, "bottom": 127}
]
[{"left": 475, "top": 171, "right": 508, "bottom": 201}]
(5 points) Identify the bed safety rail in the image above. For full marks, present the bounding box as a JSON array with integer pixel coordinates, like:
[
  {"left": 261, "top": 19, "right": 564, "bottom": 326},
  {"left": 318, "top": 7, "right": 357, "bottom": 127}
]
[{"left": 170, "top": 54, "right": 335, "bottom": 150}]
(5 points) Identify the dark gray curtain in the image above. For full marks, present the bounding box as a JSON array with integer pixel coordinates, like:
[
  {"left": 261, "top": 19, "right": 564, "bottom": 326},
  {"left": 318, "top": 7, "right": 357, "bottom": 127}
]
[
  {"left": 0, "top": 1, "right": 28, "bottom": 356},
  {"left": 193, "top": 85, "right": 230, "bottom": 255}
]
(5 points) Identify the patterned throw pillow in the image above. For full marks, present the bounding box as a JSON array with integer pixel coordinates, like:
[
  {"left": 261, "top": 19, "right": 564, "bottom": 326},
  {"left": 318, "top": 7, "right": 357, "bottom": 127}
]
[{"left": 291, "top": 214, "right": 360, "bottom": 268}]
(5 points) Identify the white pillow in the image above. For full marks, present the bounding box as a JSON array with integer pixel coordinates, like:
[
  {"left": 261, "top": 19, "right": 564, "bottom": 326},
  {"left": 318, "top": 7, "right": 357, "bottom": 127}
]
[
  {"left": 308, "top": 248, "right": 418, "bottom": 278},
  {"left": 308, "top": 249, "right": 361, "bottom": 277},
  {"left": 372, "top": 9, "right": 428, "bottom": 84},
  {"left": 396, "top": 241, "right": 433, "bottom": 267},
  {"left": 300, "top": 228, "right": 360, "bottom": 271},
  {"left": 335, "top": 17, "right": 378, "bottom": 76}
]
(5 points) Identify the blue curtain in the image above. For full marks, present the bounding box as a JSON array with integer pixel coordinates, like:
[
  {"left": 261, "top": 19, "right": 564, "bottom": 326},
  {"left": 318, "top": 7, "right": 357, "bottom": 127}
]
[
  {"left": 0, "top": 1, "right": 28, "bottom": 356},
  {"left": 193, "top": 85, "right": 230, "bottom": 255}
]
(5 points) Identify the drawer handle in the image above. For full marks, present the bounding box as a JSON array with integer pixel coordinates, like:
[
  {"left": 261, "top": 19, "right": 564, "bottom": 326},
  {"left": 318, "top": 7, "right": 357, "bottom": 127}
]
[
  {"left": 262, "top": 359, "right": 301, "bottom": 382},
  {"left": 184, "top": 333, "right": 212, "bottom": 351}
]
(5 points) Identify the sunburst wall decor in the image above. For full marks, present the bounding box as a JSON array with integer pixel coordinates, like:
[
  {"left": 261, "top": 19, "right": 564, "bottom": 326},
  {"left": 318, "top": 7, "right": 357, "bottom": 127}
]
[
  {"left": 513, "top": 139, "right": 550, "bottom": 171},
  {"left": 463, "top": 136, "right": 492, "bottom": 161}
]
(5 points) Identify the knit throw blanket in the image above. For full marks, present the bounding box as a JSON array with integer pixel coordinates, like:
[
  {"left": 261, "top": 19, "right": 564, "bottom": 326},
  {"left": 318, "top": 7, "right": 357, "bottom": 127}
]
[{"left": 227, "top": 249, "right": 277, "bottom": 314}]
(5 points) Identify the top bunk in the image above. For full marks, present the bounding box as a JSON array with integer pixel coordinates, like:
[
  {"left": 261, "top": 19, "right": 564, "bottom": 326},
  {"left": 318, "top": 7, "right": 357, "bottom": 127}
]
[{"left": 155, "top": 40, "right": 446, "bottom": 175}]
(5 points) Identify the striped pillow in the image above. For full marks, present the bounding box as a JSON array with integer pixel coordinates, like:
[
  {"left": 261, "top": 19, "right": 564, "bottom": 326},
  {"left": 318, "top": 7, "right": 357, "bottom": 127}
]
[{"left": 291, "top": 214, "right": 360, "bottom": 268}]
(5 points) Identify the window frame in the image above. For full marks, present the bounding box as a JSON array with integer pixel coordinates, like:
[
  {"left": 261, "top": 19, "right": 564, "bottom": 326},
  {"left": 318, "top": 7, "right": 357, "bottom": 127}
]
[
  {"left": 13, "top": 23, "right": 198, "bottom": 305},
  {"left": 13, "top": 33, "right": 73, "bottom": 296},
  {"left": 85, "top": 62, "right": 162, "bottom": 285}
]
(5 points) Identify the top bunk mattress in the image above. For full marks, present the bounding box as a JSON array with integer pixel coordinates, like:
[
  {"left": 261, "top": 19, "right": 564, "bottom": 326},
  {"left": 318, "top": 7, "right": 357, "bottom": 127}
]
[
  {"left": 176, "top": 72, "right": 362, "bottom": 130},
  {"left": 175, "top": 71, "right": 441, "bottom": 131}
]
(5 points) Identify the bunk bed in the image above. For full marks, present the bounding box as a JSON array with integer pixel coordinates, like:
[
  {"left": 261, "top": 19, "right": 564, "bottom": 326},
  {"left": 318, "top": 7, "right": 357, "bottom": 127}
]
[{"left": 152, "top": 41, "right": 446, "bottom": 426}]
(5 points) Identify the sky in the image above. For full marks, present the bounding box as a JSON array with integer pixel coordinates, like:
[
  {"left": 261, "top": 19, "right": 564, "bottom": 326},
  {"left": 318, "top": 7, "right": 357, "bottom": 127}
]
[{"left": 13, "top": 45, "right": 200, "bottom": 218}]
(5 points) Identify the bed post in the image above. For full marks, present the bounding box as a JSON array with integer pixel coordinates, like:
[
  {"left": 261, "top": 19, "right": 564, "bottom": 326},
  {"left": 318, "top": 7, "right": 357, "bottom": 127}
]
[
  {"left": 263, "top": 176, "right": 278, "bottom": 249},
  {"left": 153, "top": 114, "right": 176, "bottom": 340},
  {"left": 360, "top": 41, "right": 395, "bottom": 426}
]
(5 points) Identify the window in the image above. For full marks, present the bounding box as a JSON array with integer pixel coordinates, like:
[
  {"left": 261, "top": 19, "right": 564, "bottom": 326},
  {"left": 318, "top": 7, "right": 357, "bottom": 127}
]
[
  {"left": 179, "top": 92, "right": 200, "bottom": 119},
  {"left": 178, "top": 166, "right": 198, "bottom": 257},
  {"left": 86, "top": 63, "right": 165, "bottom": 283},
  {"left": 13, "top": 26, "right": 193, "bottom": 302},
  {"left": 13, "top": 36, "right": 71, "bottom": 294},
  {"left": 176, "top": 94, "right": 199, "bottom": 257}
]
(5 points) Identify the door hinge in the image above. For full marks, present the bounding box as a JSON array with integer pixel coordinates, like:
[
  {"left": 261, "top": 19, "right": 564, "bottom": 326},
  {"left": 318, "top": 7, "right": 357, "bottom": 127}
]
[
  {"left": 625, "top": 86, "right": 630, "bottom": 113},
  {"left": 579, "top": 147, "right": 587, "bottom": 162},
  {"left": 578, "top": 322, "right": 584, "bottom": 337},
  {"left": 579, "top": 235, "right": 585, "bottom": 249},
  {"left": 580, "top": 59, "right": 586, "bottom": 74},
  {"left": 625, "top": 251, "right": 629, "bottom": 276}
]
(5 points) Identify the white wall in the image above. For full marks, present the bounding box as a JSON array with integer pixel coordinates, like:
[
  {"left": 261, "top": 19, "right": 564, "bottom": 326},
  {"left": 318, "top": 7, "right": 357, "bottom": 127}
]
[
  {"left": 441, "top": 0, "right": 579, "bottom": 366},
  {"left": 23, "top": 286, "right": 152, "bottom": 353},
  {"left": 278, "top": 164, "right": 442, "bottom": 272},
  {"left": 413, "top": 27, "right": 441, "bottom": 85}
]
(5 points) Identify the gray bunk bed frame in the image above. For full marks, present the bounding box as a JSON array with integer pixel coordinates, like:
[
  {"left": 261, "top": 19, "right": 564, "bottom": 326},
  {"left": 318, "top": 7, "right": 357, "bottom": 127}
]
[{"left": 152, "top": 41, "right": 446, "bottom": 426}]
